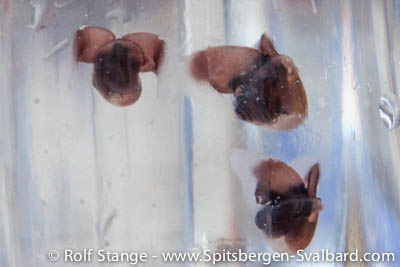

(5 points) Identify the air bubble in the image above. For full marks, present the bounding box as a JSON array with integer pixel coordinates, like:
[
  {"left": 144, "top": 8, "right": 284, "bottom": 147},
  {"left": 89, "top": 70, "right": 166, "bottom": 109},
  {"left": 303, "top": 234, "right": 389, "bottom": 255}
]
[
  {"left": 379, "top": 93, "right": 400, "bottom": 130},
  {"left": 366, "top": 83, "right": 371, "bottom": 93}
]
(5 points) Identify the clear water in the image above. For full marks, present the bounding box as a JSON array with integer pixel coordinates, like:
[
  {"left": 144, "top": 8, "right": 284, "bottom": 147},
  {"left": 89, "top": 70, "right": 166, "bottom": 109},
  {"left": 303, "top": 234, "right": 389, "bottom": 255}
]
[{"left": 1, "top": 0, "right": 400, "bottom": 266}]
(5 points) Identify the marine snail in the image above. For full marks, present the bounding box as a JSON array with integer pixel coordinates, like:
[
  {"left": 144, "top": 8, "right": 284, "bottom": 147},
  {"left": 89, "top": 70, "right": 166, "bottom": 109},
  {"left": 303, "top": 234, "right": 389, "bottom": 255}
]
[
  {"left": 190, "top": 33, "right": 307, "bottom": 131},
  {"left": 74, "top": 26, "right": 165, "bottom": 106},
  {"left": 253, "top": 159, "right": 322, "bottom": 253}
]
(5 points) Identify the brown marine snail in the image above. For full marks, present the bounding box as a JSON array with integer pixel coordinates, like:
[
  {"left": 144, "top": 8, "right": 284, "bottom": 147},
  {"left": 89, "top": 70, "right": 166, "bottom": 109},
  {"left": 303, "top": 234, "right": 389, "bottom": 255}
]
[
  {"left": 74, "top": 26, "right": 165, "bottom": 106},
  {"left": 190, "top": 33, "right": 307, "bottom": 131},
  {"left": 253, "top": 159, "right": 322, "bottom": 253}
]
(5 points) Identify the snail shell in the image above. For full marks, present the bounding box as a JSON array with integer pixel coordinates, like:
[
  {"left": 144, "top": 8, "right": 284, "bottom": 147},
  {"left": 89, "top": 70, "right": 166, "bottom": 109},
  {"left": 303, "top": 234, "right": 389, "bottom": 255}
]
[{"left": 74, "top": 26, "right": 164, "bottom": 106}]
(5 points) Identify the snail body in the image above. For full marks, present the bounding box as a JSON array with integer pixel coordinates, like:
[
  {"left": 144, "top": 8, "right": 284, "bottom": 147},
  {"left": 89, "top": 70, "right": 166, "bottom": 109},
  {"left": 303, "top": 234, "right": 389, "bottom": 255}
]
[
  {"left": 74, "top": 26, "right": 164, "bottom": 106},
  {"left": 190, "top": 34, "right": 307, "bottom": 131},
  {"left": 253, "top": 160, "right": 322, "bottom": 253}
]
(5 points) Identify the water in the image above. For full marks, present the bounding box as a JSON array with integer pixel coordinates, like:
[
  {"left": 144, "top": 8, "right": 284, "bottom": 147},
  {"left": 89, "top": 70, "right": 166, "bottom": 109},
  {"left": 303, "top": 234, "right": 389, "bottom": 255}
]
[{"left": 1, "top": 0, "right": 400, "bottom": 266}]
